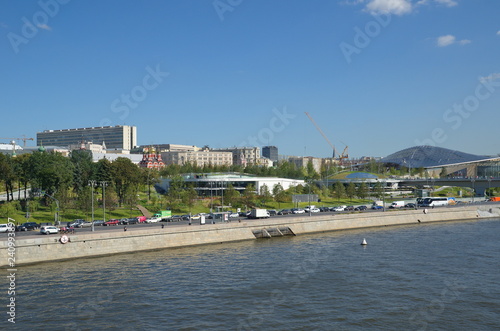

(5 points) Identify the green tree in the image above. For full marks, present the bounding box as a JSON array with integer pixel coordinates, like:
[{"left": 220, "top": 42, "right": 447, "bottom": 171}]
[
  {"left": 243, "top": 184, "right": 257, "bottom": 208},
  {"left": 13, "top": 153, "right": 31, "bottom": 200},
  {"left": 373, "top": 181, "right": 384, "bottom": 199},
  {"left": 334, "top": 181, "right": 345, "bottom": 201},
  {"left": 70, "top": 149, "right": 94, "bottom": 194},
  {"left": 224, "top": 183, "right": 240, "bottom": 208},
  {"left": 0, "top": 154, "right": 16, "bottom": 202},
  {"left": 181, "top": 185, "right": 198, "bottom": 214},
  {"left": 259, "top": 184, "right": 272, "bottom": 206},
  {"left": 356, "top": 182, "right": 368, "bottom": 199},
  {"left": 111, "top": 157, "right": 141, "bottom": 206},
  {"left": 346, "top": 182, "right": 356, "bottom": 201},
  {"left": 28, "top": 151, "right": 74, "bottom": 199}
]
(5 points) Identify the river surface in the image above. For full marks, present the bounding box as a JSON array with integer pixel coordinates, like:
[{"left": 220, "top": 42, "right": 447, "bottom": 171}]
[{"left": 2, "top": 218, "right": 500, "bottom": 330}]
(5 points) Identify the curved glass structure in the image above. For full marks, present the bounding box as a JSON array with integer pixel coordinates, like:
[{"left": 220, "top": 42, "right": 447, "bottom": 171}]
[
  {"left": 345, "top": 172, "right": 378, "bottom": 179},
  {"left": 382, "top": 146, "right": 487, "bottom": 168}
]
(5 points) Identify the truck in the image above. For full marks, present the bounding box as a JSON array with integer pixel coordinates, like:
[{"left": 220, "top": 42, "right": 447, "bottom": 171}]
[
  {"left": 389, "top": 201, "right": 405, "bottom": 208},
  {"left": 248, "top": 209, "right": 270, "bottom": 219},
  {"left": 490, "top": 197, "right": 500, "bottom": 202},
  {"left": 153, "top": 210, "right": 172, "bottom": 220}
]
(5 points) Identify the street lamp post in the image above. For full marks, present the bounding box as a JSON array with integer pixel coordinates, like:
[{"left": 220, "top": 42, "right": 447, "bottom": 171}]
[
  {"left": 382, "top": 180, "right": 386, "bottom": 212},
  {"left": 101, "top": 181, "right": 108, "bottom": 222},
  {"left": 44, "top": 192, "right": 60, "bottom": 225},
  {"left": 471, "top": 178, "right": 475, "bottom": 203},
  {"left": 210, "top": 181, "right": 213, "bottom": 213},
  {"left": 89, "top": 180, "right": 97, "bottom": 232}
]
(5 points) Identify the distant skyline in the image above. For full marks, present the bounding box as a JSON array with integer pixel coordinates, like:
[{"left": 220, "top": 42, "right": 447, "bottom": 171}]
[{"left": 2, "top": 0, "right": 500, "bottom": 158}]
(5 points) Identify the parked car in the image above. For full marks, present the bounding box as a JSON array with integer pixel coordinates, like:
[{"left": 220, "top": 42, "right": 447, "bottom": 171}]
[
  {"left": 67, "top": 219, "right": 84, "bottom": 228},
  {"left": 119, "top": 218, "right": 138, "bottom": 225},
  {"left": 104, "top": 219, "right": 120, "bottom": 226},
  {"left": 40, "top": 226, "right": 59, "bottom": 235},
  {"left": 146, "top": 217, "right": 161, "bottom": 223},
  {"left": 292, "top": 208, "right": 305, "bottom": 214},
  {"left": 0, "top": 224, "right": 13, "bottom": 233},
  {"left": 229, "top": 212, "right": 239, "bottom": 218},
  {"left": 16, "top": 222, "right": 40, "bottom": 231},
  {"left": 405, "top": 203, "right": 417, "bottom": 209},
  {"left": 76, "top": 221, "right": 93, "bottom": 228},
  {"left": 310, "top": 207, "right": 321, "bottom": 213},
  {"left": 191, "top": 214, "right": 202, "bottom": 220},
  {"left": 332, "top": 206, "right": 345, "bottom": 212},
  {"left": 355, "top": 205, "right": 368, "bottom": 211},
  {"left": 278, "top": 209, "right": 292, "bottom": 215},
  {"left": 92, "top": 220, "right": 105, "bottom": 226},
  {"left": 371, "top": 205, "right": 384, "bottom": 210},
  {"left": 319, "top": 207, "right": 330, "bottom": 212},
  {"left": 268, "top": 210, "right": 277, "bottom": 216},
  {"left": 344, "top": 206, "right": 355, "bottom": 211}
]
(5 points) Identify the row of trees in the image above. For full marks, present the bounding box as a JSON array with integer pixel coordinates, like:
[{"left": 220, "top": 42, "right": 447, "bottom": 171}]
[
  {"left": 0, "top": 149, "right": 390, "bottom": 219},
  {"left": 0, "top": 150, "right": 158, "bottom": 210}
]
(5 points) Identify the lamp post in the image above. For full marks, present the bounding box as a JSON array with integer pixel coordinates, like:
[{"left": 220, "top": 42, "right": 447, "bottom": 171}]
[
  {"left": 221, "top": 180, "right": 224, "bottom": 211},
  {"left": 89, "top": 180, "right": 97, "bottom": 231},
  {"left": 471, "top": 178, "right": 475, "bottom": 203},
  {"left": 210, "top": 181, "right": 213, "bottom": 213},
  {"left": 44, "top": 192, "right": 60, "bottom": 225},
  {"left": 382, "top": 180, "right": 386, "bottom": 212},
  {"left": 101, "top": 181, "right": 108, "bottom": 222}
]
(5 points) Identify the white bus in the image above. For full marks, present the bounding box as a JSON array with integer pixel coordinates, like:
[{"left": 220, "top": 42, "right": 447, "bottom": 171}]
[{"left": 422, "top": 197, "right": 455, "bottom": 207}]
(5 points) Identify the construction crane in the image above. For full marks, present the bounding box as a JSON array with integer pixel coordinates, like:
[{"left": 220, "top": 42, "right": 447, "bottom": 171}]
[
  {"left": 0, "top": 136, "right": 34, "bottom": 147},
  {"left": 304, "top": 112, "right": 338, "bottom": 158},
  {"left": 339, "top": 142, "right": 349, "bottom": 162}
]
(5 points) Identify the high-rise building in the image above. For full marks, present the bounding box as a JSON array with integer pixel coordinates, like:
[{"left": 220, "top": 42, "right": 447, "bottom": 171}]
[
  {"left": 262, "top": 146, "right": 278, "bottom": 162},
  {"left": 37, "top": 125, "right": 137, "bottom": 150}
]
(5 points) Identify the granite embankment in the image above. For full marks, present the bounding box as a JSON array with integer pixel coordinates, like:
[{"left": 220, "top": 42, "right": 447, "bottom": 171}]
[{"left": 2, "top": 205, "right": 499, "bottom": 266}]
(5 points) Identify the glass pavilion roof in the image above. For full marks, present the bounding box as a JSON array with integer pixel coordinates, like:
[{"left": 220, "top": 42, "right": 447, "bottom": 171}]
[{"left": 381, "top": 145, "right": 491, "bottom": 168}]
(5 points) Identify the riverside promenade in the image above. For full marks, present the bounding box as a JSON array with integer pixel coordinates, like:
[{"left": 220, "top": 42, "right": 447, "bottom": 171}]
[{"left": 2, "top": 205, "right": 499, "bottom": 267}]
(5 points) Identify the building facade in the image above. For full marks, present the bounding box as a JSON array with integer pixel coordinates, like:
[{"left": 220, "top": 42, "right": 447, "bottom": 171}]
[
  {"left": 262, "top": 146, "right": 278, "bottom": 162},
  {"left": 37, "top": 125, "right": 137, "bottom": 150},
  {"left": 211, "top": 147, "right": 261, "bottom": 166},
  {"left": 288, "top": 156, "right": 322, "bottom": 173},
  {"left": 161, "top": 150, "right": 233, "bottom": 167},
  {"left": 157, "top": 173, "right": 305, "bottom": 197}
]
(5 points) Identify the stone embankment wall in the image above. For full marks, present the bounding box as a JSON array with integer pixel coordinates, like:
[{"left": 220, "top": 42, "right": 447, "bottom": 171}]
[{"left": 1, "top": 206, "right": 498, "bottom": 267}]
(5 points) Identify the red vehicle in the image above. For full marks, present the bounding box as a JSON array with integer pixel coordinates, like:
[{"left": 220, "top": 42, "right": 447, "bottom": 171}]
[
  {"left": 136, "top": 216, "right": 147, "bottom": 223},
  {"left": 104, "top": 219, "right": 120, "bottom": 226}
]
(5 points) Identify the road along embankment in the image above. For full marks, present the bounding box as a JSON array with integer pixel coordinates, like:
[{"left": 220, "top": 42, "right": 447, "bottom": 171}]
[{"left": 1, "top": 206, "right": 499, "bottom": 266}]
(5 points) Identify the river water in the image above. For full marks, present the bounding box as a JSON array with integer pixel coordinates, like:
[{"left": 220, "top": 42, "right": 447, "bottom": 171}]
[{"left": 3, "top": 218, "right": 500, "bottom": 330}]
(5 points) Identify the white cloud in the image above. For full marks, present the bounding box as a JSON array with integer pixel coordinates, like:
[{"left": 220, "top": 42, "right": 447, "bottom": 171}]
[
  {"left": 436, "top": 34, "right": 470, "bottom": 47},
  {"left": 479, "top": 73, "right": 500, "bottom": 83},
  {"left": 497, "top": 30, "right": 500, "bottom": 36},
  {"left": 352, "top": 0, "right": 458, "bottom": 16},
  {"left": 437, "top": 35, "right": 455, "bottom": 47},
  {"left": 365, "top": 0, "right": 413, "bottom": 15},
  {"left": 434, "top": 0, "right": 458, "bottom": 7},
  {"left": 37, "top": 24, "right": 52, "bottom": 31}
]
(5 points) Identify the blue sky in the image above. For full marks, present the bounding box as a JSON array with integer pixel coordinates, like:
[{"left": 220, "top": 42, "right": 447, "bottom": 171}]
[{"left": 1, "top": 0, "right": 499, "bottom": 158}]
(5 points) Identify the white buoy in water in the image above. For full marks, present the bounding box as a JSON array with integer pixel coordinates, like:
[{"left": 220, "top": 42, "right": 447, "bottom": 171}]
[{"left": 361, "top": 238, "right": 367, "bottom": 245}]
